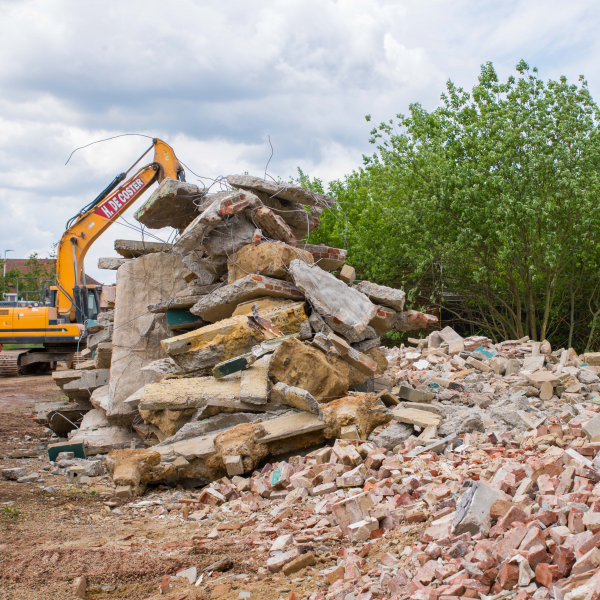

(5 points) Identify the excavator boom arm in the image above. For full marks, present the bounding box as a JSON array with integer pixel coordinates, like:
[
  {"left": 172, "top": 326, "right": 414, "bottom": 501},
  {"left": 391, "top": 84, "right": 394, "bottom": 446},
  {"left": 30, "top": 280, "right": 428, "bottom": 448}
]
[{"left": 55, "top": 139, "right": 183, "bottom": 320}]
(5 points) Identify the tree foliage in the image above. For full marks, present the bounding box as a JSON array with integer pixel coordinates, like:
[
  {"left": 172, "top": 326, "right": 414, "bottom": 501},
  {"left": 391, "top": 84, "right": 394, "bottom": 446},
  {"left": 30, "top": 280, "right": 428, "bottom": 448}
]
[
  {"left": 0, "top": 253, "right": 56, "bottom": 300},
  {"left": 306, "top": 61, "right": 600, "bottom": 351}
]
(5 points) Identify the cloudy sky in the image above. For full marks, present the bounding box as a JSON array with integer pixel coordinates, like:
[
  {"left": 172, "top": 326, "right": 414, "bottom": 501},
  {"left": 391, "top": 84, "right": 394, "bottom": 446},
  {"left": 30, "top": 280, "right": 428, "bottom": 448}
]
[{"left": 1, "top": 0, "right": 598, "bottom": 285}]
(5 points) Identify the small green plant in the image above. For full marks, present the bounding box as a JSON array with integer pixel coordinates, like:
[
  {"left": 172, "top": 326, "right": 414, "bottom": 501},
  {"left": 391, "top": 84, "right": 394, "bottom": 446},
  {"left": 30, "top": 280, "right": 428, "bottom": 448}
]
[{"left": 1, "top": 506, "right": 23, "bottom": 520}]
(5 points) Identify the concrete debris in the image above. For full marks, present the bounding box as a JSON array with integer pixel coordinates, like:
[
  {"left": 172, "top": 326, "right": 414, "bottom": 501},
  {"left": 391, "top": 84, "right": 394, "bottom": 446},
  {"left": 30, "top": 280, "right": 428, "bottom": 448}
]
[
  {"left": 190, "top": 274, "right": 304, "bottom": 323},
  {"left": 288, "top": 259, "right": 379, "bottom": 342},
  {"left": 134, "top": 177, "right": 207, "bottom": 231},
  {"left": 227, "top": 174, "right": 336, "bottom": 208},
  {"left": 97, "top": 256, "right": 131, "bottom": 270},
  {"left": 227, "top": 241, "right": 313, "bottom": 284},
  {"left": 114, "top": 238, "right": 172, "bottom": 258}
]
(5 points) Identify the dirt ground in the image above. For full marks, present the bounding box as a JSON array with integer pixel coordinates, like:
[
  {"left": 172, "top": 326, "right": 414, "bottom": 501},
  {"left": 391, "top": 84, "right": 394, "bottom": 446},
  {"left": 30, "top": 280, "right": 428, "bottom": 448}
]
[{"left": 0, "top": 375, "right": 342, "bottom": 600}]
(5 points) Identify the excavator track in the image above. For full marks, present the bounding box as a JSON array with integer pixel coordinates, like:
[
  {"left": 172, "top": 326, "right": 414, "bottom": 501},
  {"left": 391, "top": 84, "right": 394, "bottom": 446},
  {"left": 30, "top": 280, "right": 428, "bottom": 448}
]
[{"left": 0, "top": 350, "right": 28, "bottom": 377}]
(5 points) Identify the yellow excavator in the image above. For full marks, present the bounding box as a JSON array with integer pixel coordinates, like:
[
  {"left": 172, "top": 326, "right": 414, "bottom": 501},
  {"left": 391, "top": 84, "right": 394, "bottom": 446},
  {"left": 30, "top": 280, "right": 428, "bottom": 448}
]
[{"left": 0, "top": 138, "right": 185, "bottom": 376}]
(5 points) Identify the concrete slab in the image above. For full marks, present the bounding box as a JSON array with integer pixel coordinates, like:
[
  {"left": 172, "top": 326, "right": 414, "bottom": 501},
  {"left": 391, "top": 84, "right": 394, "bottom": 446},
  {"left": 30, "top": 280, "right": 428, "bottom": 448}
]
[
  {"left": 288, "top": 260, "right": 377, "bottom": 343},
  {"left": 227, "top": 174, "right": 336, "bottom": 208},
  {"left": 190, "top": 274, "right": 304, "bottom": 323}
]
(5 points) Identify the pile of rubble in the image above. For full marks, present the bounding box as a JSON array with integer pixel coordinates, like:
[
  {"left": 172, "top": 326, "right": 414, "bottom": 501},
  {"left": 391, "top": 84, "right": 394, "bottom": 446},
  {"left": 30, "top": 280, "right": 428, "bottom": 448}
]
[
  {"left": 40, "top": 173, "right": 437, "bottom": 478},
  {"left": 23, "top": 173, "right": 600, "bottom": 599}
]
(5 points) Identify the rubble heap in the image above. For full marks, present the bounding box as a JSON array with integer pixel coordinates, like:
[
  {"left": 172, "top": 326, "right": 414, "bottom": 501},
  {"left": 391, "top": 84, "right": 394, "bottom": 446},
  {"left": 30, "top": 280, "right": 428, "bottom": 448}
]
[
  {"left": 39, "top": 174, "right": 437, "bottom": 481},
  {"left": 28, "top": 173, "right": 600, "bottom": 598}
]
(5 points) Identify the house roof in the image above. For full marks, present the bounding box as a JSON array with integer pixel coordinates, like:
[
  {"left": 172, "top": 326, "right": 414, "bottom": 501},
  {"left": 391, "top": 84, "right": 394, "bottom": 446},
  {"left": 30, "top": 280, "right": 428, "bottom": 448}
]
[{"left": 3, "top": 259, "right": 102, "bottom": 286}]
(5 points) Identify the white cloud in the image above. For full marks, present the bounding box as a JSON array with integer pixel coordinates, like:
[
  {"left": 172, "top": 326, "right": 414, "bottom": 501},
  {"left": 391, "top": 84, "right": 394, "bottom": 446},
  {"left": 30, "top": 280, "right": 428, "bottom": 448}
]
[{"left": 0, "top": 0, "right": 599, "bottom": 286}]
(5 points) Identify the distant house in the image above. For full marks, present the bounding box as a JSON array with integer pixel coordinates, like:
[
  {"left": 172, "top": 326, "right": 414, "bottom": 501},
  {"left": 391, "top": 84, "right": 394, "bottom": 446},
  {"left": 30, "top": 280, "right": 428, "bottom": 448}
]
[{"left": 2, "top": 258, "right": 102, "bottom": 301}]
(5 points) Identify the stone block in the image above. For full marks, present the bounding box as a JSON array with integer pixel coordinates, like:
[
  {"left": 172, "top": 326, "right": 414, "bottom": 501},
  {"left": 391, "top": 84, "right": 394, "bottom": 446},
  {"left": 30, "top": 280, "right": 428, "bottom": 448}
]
[
  {"left": 224, "top": 455, "right": 244, "bottom": 477},
  {"left": 397, "top": 385, "right": 434, "bottom": 403},
  {"left": 339, "top": 265, "right": 355, "bottom": 285},
  {"left": 452, "top": 481, "right": 499, "bottom": 536}
]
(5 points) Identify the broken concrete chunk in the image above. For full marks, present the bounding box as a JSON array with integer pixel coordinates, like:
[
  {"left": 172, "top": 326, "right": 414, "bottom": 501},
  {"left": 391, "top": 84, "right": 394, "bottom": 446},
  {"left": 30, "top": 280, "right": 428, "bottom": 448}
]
[
  {"left": 134, "top": 177, "right": 207, "bottom": 231},
  {"left": 270, "top": 382, "right": 323, "bottom": 418},
  {"left": 164, "top": 302, "right": 308, "bottom": 373},
  {"left": 239, "top": 355, "right": 270, "bottom": 405},
  {"left": 98, "top": 257, "right": 131, "bottom": 270},
  {"left": 391, "top": 407, "right": 441, "bottom": 428},
  {"left": 289, "top": 260, "right": 377, "bottom": 343},
  {"left": 114, "top": 239, "right": 172, "bottom": 258},
  {"left": 327, "top": 332, "right": 379, "bottom": 375},
  {"left": 254, "top": 192, "right": 320, "bottom": 239},
  {"left": 69, "top": 425, "right": 143, "bottom": 456},
  {"left": 107, "top": 252, "right": 188, "bottom": 425},
  {"left": 353, "top": 281, "right": 406, "bottom": 311},
  {"left": 227, "top": 242, "right": 313, "bottom": 284},
  {"left": 190, "top": 274, "right": 304, "bottom": 323},
  {"left": 174, "top": 191, "right": 259, "bottom": 254},
  {"left": 393, "top": 310, "right": 438, "bottom": 332},
  {"left": 227, "top": 174, "right": 336, "bottom": 208},
  {"left": 139, "top": 374, "right": 241, "bottom": 411},
  {"left": 203, "top": 214, "right": 257, "bottom": 260},
  {"left": 270, "top": 337, "right": 350, "bottom": 401},
  {"left": 182, "top": 254, "right": 220, "bottom": 286},
  {"left": 452, "top": 481, "right": 499, "bottom": 536},
  {"left": 397, "top": 385, "right": 434, "bottom": 403}
]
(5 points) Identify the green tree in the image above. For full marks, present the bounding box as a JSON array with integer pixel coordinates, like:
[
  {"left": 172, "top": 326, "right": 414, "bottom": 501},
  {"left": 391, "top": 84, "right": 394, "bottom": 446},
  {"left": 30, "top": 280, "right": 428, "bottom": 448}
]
[{"left": 308, "top": 61, "right": 600, "bottom": 350}]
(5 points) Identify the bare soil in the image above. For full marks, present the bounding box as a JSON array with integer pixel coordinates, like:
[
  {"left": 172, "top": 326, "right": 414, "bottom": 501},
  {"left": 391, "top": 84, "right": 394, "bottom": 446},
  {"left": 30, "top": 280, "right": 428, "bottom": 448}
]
[{"left": 0, "top": 375, "right": 326, "bottom": 600}]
